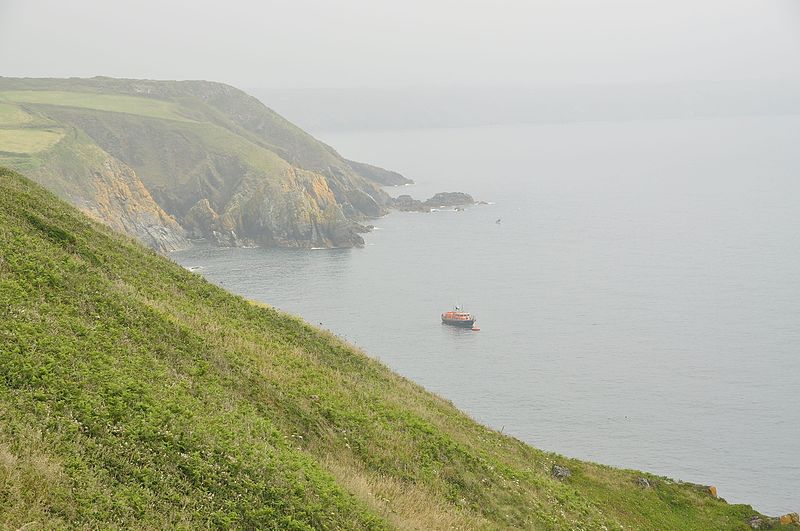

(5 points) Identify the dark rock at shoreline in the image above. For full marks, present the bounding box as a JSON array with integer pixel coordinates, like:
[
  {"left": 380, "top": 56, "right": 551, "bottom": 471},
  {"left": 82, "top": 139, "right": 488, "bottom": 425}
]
[
  {"left": 353, "top": 222, "right": 375, "bottom": 233},
  {"left": 393, "top": 194, "right": 430, "bottom": 212}
]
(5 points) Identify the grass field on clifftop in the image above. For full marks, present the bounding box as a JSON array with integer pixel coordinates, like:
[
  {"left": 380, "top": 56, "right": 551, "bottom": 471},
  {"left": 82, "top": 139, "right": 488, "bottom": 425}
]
[
  {"left": 0, "top": 90, "right": 194, "bottom": 122},
  {"left": 0, "top": 167, "right": 787, "bottom": 529},
  {"left": 0, "top": 99, "right": 65, "bottom": 155}
]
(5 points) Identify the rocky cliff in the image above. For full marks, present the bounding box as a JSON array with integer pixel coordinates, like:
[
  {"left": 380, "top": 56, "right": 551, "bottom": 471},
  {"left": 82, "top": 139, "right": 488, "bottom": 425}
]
[{"left": 0, "top": 76, "right": 405, "bottom": 250}]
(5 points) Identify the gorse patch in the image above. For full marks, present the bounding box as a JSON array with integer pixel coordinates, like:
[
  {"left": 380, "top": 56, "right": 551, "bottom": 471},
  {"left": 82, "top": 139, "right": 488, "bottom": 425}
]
[
  {"left": 24, "top": 212, "right": 77, "bottom": 247},
  {"left": 0, "top": 167, "right": 786, "bottom": 530}
]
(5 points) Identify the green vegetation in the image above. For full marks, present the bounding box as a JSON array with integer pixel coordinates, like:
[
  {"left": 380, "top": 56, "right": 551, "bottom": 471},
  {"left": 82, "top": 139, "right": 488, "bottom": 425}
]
[
  {"left": 0, "top": 167, "right": 785, "bottom": 529},
  {"left": 0, "top": 129, "right": 65, "bottom": 154},
  {"left": 0, "top": 102, "right": 33, "bottom": 126},
  {"left": 0, "top": 100, "right": 64, "bottom": 155},
  {"left": 0, "top": 90, "right": 194, "bottom": 122}
]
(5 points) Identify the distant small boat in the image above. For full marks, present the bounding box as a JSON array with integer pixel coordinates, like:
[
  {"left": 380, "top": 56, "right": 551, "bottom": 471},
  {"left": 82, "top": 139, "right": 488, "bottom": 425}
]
[{"left": 441, "top": 306, "right": 476, "bottom": 328}]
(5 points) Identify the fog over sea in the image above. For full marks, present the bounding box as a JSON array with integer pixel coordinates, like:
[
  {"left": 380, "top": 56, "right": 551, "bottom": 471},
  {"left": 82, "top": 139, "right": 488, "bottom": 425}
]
[{"left": 174, "top": 114, "right": 800, "bottom": 515}]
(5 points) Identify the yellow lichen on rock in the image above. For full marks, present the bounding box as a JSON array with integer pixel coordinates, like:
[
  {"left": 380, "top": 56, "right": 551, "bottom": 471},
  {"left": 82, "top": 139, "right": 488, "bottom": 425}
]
[
  {"left": 780, "top": 512, "right": 800, "bottom": 525},
  {"left": 86, "top": 157, "right": 187, "bottom": 251}
]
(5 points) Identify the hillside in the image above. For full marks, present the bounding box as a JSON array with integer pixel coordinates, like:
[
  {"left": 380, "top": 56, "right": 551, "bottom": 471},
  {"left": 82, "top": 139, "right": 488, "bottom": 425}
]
[
  {"left": 0, "top": 167, "right": 791, "bottom": 529},
  {"left": 0, "top": 77, "right": 411, "bottom": 251}
]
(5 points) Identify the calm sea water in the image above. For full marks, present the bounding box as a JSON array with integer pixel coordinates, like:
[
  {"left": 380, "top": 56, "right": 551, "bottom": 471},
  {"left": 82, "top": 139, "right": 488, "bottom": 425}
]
[{"left": 174, "top": 116, "right": 800, "bottom": 515}]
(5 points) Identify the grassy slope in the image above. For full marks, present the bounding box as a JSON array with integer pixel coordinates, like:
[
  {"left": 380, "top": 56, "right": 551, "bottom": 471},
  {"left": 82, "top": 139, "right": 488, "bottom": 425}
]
[
  {"left": 0, "top": 167, "right": 782, "bottom": 530},
  {"left": 0, "top": 89, "right": 236, "bottom": 181},
  {"left": 0, "top": 79, "right": 386, "bottom": 193},
  {"left": 0, "top": 77, "right": 365, "bottom": 176},
  {"left": 34, "top": 104, "right": 293, "bottom": 194}
]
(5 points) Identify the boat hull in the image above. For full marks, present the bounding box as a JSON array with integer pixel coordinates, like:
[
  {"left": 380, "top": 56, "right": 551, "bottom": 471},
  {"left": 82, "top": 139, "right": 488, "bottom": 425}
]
[{"left": 442, "top": 318, "right": 475, "bottom": 328}]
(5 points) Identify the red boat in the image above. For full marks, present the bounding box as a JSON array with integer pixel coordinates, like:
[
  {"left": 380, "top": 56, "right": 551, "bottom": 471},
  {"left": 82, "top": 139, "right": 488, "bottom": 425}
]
[{"left": 441, "top": 306, "right": 476, "bottom": 328}]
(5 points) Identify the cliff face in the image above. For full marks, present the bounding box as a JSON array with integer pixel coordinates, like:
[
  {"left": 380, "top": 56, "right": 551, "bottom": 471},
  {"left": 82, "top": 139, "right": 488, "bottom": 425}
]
[
  {"left": 0, "top": 77, "right": 405, "bottom": 250},
  {"left": 84, "top": 158, "right": 188, "bottom": 252},
  {"left": 183, "top": 169, "right": 363, "bottom": 248},
  {"left": 12, "top": 128, "right": 189, "bottom": 252}
]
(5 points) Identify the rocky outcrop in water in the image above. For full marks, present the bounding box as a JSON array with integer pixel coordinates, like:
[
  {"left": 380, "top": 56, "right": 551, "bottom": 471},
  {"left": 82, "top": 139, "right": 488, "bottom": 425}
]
[
  {"left": 392, "top": 191, "right": 476, "bottom": 212},
  {"left": 424, "top": 191, "right": 475, "bottom": 207},
  {"left": 393, "top": 194, "right": 430, "bottom": 212}
]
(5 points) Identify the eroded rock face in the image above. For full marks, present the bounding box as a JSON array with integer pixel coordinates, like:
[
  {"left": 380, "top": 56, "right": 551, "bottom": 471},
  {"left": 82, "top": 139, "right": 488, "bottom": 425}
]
[
  {"left": 44, "top": 157, "right": 190, "bottom": 252},
  {"left": 78, "top": 159, "right": 189, "bottom": 252},
  {"left": 184, "top": 198, "right": 221, "bottom": 239},
  {"left": 218, "top": 169, "right": 364, "bottom": 248}
]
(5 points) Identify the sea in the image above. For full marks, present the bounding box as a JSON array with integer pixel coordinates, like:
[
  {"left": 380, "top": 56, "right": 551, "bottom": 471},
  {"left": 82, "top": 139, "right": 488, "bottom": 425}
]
[{"left": 173, "top": 115, "right": 800, "bottom": 515}]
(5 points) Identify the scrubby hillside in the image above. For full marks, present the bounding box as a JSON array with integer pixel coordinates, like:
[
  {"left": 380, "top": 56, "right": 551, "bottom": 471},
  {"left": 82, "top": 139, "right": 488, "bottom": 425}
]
[
  {"left": 0, "top": 77, "right": 410, "bottom": 251},
  {"left": 0, "top": 167, "right": 786, "bottom": 529}
]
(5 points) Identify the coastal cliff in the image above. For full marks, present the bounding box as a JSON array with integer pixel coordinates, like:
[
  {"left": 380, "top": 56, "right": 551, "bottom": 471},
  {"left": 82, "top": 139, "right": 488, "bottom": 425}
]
[{"left": 0, "top": 77, "right": 403, "bottom": 250}]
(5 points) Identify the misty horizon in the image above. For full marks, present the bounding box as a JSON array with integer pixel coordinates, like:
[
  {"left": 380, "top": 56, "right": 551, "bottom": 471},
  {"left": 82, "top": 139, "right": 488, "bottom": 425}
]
[{"left": 2, "top": 0, "right": 799, "bottom": 90}]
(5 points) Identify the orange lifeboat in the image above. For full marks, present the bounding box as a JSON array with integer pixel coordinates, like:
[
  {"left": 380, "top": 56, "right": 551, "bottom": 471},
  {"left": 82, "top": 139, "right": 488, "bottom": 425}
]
[{"left": 441, "top": 306, "right": 476, "bottom": 328}]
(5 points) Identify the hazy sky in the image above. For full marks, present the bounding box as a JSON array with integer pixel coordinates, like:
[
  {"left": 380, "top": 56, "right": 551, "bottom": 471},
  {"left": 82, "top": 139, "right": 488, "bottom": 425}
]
[{"left": 1, "top": 0, "right": 799, "bottom": 89}]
